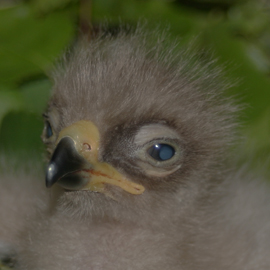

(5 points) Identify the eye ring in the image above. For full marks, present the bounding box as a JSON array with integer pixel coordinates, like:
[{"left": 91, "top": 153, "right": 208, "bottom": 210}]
[{"left": 133, "top": 124, "right": 183, "bottom": 176}]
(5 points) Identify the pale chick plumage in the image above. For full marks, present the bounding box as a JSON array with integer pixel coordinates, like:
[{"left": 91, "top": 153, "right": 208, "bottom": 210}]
[{"left": 1, "top": 27, "right": 270, "bottom": 270}]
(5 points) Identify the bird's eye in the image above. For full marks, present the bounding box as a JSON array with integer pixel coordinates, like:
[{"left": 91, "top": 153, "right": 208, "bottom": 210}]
[
  {"left": 147, "top": 144, "right": 175, "bottom": 161},
  {"left": 45, "top": 121, "right": 53, "bottom": 138},
  {"left": 134, "top": 124, "right": 182, "bottom": 176}
]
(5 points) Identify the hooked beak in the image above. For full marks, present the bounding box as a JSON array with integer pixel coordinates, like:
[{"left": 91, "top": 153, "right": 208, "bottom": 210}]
[{"left": 45, "top": 120, "right": 145, "bottom": 195}]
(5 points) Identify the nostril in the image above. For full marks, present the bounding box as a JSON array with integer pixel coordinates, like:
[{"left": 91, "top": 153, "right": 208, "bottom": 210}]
[{"left": 83, "top": 143, "right": 91, "bottom": 151}]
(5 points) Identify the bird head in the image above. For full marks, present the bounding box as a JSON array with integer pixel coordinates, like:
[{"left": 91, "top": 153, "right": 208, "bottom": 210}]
[{"left": 41, "top": 30, "right": 236, "bottom": 222}]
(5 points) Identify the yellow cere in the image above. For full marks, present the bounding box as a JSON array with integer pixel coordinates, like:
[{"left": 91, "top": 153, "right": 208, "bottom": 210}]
[{"left": 57, "top": 120, "right": 100, "bottom": 159}]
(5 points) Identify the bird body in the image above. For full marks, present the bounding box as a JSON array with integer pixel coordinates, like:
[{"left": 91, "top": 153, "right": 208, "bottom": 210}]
[{"left": 0, "top": 27, "right": 270, "bottom": 269}]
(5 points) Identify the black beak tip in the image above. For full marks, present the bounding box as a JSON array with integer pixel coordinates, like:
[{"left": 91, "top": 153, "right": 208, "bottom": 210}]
[
  {"left": 45, "top": 177, "right": 53, "bottom": 188},
  {"left": 45, "top": 137, "right": 89, "bottom": 189}
]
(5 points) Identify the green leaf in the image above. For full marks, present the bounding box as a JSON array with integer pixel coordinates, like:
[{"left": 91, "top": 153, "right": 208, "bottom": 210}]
[
  {"left": 0, "top": 111, "right": 44, "bottom": 155},
  {"left": 31, "top": 0, "right": 76, "bottom": 13},
  {"left": 0, "top": 4, "right": 75, "bottom": 86},
  {"left": 20, "top": 78, "right": 52, "bottom": 114},
  {"left": 0, "top": 87, "right": 23, "bottom": 126},
  {"left": 201, "top": 23, "right": 270, "bottom": 122}
]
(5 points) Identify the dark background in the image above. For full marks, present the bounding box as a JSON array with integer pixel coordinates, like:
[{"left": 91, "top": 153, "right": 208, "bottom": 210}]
[{"left": 0, "top": 0, "right": 269, "bottom": 168}]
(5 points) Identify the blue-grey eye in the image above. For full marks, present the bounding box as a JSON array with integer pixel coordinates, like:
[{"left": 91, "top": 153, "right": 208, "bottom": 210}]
[
  {"left": 147, "top": 144, "right": 175, "bottom": 161},
  {"left": 45, "top": 121, "right": 53, "bottom": 138}
]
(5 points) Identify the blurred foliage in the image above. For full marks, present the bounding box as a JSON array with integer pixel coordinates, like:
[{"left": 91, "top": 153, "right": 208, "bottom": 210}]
[
  {"left": 0, "top": 264, "right": 13, "bottom": 270},
  {"left": 0, "top": 0, "right": 269, "bottom": 166}
]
